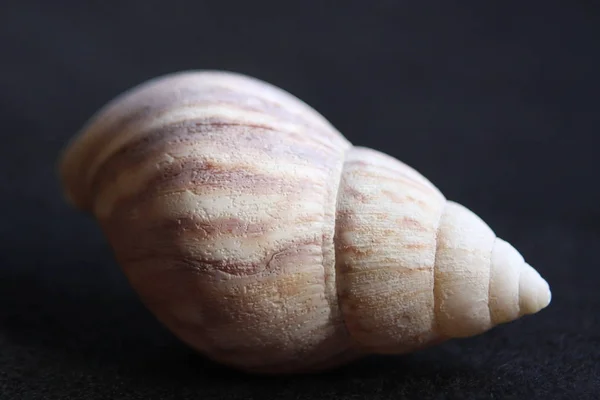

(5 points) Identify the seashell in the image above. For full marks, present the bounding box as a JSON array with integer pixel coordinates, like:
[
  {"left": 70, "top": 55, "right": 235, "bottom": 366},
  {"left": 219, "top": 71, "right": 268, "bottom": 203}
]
[{"left": 58, "top": 70, "right": 551, "bottom": 374}]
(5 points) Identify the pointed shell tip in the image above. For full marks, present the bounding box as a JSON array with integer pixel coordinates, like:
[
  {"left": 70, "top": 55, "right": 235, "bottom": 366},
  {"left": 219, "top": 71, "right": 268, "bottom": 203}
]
[{"left": 519, "top": 263, "right": 551, "bottom": 316}]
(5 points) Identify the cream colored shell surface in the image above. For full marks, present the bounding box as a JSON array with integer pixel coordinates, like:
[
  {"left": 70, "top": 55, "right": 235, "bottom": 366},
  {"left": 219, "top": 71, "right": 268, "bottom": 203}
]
[{"left": 59, "top": 70, "right": 551, "bottom": 374}]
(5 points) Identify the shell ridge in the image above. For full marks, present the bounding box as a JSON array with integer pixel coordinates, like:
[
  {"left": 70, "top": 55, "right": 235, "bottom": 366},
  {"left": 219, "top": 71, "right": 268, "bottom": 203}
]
[
  {"left": 332, "top": 146, "right": 353, "bottom": 345},
  {"left": 432, "top": 200, "right": 447, "bottom": 336}
]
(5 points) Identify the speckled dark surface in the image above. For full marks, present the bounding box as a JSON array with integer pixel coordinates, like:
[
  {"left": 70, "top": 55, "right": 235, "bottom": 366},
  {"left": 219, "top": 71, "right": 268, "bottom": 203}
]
[{"left": 1, "top": 1, "right": 598, "bottom": 399}]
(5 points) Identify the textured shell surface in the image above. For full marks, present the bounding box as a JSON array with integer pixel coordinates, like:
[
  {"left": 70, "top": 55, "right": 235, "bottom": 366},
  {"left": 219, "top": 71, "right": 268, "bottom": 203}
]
[{"left": 59, "top": 70, "right": 551, "bottom": 374}]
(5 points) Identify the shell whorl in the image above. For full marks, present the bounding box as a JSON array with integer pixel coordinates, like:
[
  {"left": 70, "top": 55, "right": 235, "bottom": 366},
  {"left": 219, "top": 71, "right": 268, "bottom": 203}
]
[
  {"left": 335, "top": 147, "right": 550, "bottom": 353},
  {"left": 59, "top": 70, "right": 551, "bottom": 373}
]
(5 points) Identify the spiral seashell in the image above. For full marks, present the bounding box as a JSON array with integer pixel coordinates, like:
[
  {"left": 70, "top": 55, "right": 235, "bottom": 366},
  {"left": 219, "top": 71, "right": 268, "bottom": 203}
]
[{"left": 58, "top": 70, "right": 551, "bottom": 374}]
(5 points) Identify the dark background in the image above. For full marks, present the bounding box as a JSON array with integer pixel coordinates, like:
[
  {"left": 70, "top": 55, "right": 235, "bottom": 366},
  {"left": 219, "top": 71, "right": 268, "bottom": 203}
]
[{"left": 1, "top": 1, "right": 598, "bottom": 399}]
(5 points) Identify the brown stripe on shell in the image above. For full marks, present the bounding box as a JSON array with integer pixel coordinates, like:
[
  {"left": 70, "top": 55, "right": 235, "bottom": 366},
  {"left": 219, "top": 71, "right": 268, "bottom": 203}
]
[
  {"left": 402, "top": 242, "right": 430, "bottom": 250},
  {"left": 92, "top": 153, "right": 325, "bottom": 218},
  {"left": 381, "top": 189, "right": 436, "bottom": 210},
  {"left": 100, "top": 185, "right": 327, "bottom": 259},
  {"left": 398, "top": 216, "right": 432, "bottom": 232},
  {"left": 338, "top": 243, "right": 375, "bottom": 258},
  {"left": 88, "top": 119, "right": 340, "bottom": 202},
  {"left": 92, "top": 104, "right": 342, "bottom": 168},
  {"left": 112, "top": 193, "right": 326, "bottom": 237},
  {"left": 339, "top": 185, "right": 371, "bottom": 204},
  {"left": 106, "top": 212, "right": 325, "bottom": 277},
  {"left": 120, "top": 246, "right": 321, "bottom": 278},
  {"left": 144, "top": 215, "right": 270, "bottom": 240}
]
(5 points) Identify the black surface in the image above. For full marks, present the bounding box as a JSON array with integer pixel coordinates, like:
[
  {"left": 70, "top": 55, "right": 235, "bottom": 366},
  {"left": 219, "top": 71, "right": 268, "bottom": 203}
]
[{"left": 1, "top": 2, "right": 599, "bottom": 399}]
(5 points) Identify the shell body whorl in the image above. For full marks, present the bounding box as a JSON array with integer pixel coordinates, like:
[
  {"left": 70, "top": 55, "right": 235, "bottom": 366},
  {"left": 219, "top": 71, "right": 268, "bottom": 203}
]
[{"left": 59, "top": 70, "right": 551, "bottom": 374}]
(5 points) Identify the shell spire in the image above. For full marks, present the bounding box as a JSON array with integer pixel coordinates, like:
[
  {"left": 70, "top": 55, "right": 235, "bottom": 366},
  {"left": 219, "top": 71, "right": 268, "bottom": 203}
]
[
  {"left": 58, "top": 70, "right": 551, "bottom": 374},
  {"left": 334, "top": 146, "right": 550, "bottom": 353}
]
